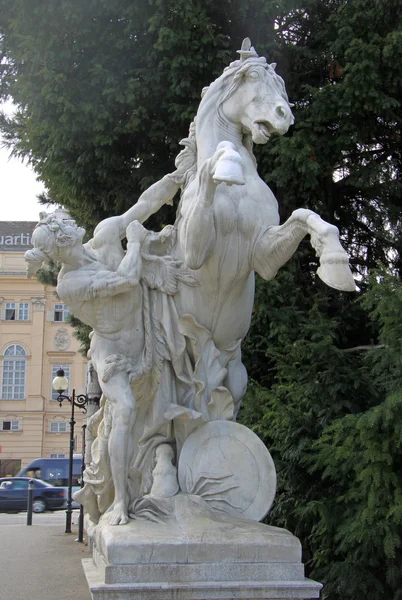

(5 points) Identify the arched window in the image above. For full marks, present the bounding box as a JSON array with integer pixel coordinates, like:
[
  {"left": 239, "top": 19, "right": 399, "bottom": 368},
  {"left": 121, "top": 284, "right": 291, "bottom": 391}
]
[{"left": 2, "top": 344, "right": 27, "bottom": 400}]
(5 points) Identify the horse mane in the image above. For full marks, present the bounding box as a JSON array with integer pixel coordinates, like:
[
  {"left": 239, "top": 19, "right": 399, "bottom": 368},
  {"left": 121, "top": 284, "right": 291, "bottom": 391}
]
[{"left": 174, "top": 119, "right": 198, "bottom": 192}]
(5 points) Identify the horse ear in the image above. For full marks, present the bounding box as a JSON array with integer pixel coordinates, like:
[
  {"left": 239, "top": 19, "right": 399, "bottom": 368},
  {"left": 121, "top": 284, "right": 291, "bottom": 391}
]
[
  {"left": 270, "top": 62, "right": 277, "bottom": 70},
  {"left": 241, "top": 38, "right": 251, "bottom": 51}
]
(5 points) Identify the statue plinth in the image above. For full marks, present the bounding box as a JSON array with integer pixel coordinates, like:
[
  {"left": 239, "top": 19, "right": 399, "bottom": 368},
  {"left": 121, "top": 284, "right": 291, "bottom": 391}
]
[{"left": 82, "top": 494, "right": 322, "bottom": 599}]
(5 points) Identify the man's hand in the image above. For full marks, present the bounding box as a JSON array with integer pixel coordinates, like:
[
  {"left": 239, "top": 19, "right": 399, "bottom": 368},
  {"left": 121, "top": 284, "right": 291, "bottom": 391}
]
[
  {"left": 26, "top": 262, "right": 39, "bottom": 279},
  {"left": 159, "top": 225, "right": 176, "bottom": 245},
  {"left": 126, "top": 220, "right": 149, "bottom": 244}
]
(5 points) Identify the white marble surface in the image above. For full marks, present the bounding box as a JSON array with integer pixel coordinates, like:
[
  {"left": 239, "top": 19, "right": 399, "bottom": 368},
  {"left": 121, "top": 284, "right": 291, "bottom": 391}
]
[
  {"left": 178, "top": 420, "right": 276, "bottom": 521},
  {"left": 83, "top": 561, "right": 321, "bottom": 600},
  {"left": 83, "top": 495, "right": 321, "bottom": 598},
  {"left": 149, "top": 444, "right": 179, "bottom": 498}
]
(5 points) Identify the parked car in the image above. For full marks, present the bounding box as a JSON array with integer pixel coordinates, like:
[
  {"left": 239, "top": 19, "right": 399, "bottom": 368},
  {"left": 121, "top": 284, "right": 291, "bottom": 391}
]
[
  {"left": 17, "top": 456, "right": 82, "bottom": 509},
  {"left": 0, "top": 477, "right": 66, "bottom": 513}
]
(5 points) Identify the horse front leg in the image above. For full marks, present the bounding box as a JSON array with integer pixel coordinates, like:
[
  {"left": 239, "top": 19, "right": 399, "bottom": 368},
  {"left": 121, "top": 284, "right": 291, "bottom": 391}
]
[
  {"left": 182, "top": 142, "right": 244, "bottom": 270},
  {"left": 301, "top": 209, "right": 356, "bottom": 291},
  {"left": 252, "top": 208, "right": 356, "bottom": 292}
]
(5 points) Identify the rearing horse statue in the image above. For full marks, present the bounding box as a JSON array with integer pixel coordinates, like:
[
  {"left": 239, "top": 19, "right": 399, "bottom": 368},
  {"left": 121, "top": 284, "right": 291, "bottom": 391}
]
[{"left": 171, "top": 39, "right": 355, "bottom": 418}]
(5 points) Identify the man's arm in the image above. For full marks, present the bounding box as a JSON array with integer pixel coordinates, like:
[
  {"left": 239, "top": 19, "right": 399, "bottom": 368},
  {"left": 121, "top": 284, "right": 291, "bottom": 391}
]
[
  {"left": 58, "top": 228, "right": 144, "bottom": 303},
  {"left": 58, "top": 269, "right": 138, "bottom": 303},
  {"left": 116, "top": 221, "right": 145, "bottom": 279},
  {"left": 93, "top": 174, "right": 179, "bottom": 243},
  {"left": 119, "top": 175, "right": 179, "bottom": 233}
]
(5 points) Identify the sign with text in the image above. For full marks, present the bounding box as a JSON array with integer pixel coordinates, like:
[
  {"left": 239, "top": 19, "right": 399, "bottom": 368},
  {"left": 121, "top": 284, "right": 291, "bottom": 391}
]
[{"left": 0, "top": 222, "right": 36, "bottom": 251}]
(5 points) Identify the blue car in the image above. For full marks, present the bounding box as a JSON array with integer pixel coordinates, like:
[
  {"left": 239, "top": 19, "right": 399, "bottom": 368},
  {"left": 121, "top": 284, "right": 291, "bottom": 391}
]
[
  {"left": 17, "top": 456, "right": 82, "bottom": 509},
  {"left": 0, "top": 477, "right": 66, "bottom": 513}
]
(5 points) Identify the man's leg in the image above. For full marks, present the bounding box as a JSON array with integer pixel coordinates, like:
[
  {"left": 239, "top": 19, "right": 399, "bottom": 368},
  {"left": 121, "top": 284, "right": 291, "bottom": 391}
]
[{"left": 102, "top": 373, "right": 136, "bottom": 525}]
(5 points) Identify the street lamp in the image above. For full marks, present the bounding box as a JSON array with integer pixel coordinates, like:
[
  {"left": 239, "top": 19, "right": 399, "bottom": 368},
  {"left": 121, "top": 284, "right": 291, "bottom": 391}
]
[{"left": 52, "top": 367, "right": 89, "bottom": 534}]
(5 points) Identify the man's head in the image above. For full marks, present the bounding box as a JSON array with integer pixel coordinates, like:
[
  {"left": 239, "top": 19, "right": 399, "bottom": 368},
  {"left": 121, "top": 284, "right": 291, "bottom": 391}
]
[{"left": 25, "top": 211, "right": 85, "bottom": 277}]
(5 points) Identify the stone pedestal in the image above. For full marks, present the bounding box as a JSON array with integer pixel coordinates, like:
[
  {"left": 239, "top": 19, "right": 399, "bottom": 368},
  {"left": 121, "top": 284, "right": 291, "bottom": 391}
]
[{"left": 82, "top": 495, "right": 322, "bottom": 600}]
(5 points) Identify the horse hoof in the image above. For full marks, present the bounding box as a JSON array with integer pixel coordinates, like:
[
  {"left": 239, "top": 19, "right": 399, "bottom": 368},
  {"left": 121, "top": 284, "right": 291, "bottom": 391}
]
[
  {"left": 213, "top": 145, "right": 245, "bottom": 186},
  {"left": 317, "top": 253, "right": 357, "bottom": 292}
]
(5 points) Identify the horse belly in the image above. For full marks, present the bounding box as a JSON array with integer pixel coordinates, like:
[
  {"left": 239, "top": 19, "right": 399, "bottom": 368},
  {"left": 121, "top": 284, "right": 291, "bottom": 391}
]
[
  {"left": 174, "top": 180, "right": 277, "bottom": 348},
  {"left": 177, "top": 247, "right": 255, "bottom": 348}
]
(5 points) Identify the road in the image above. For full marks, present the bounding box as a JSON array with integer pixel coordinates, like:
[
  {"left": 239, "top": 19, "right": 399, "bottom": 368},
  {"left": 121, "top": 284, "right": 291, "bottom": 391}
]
[
  {"left": 0, "top": 508, "right": 72, "bottom": 525},
  {"left": 0, "top": 510, "right": 92, "bottom": 600}
]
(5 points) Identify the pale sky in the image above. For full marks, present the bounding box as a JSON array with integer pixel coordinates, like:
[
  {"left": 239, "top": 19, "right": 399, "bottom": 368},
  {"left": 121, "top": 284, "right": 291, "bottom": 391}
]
[{"left": 0, "top": 101, "right": 46, "bottom": 222}]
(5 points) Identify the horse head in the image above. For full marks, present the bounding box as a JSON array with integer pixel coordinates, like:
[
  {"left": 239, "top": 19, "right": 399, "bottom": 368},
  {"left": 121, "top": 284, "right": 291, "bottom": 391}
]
[{"left": 197, "top": 39, "right": 294, "bottom": 149}]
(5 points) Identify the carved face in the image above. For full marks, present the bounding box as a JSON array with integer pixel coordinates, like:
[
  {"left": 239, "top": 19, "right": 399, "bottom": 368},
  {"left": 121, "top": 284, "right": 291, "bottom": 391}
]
[
  {"left": 31, "top": 216, "right": 85, "bottom": 263},
  {"left": 222, "top": 64, "right": 294, "bottom": 144}
]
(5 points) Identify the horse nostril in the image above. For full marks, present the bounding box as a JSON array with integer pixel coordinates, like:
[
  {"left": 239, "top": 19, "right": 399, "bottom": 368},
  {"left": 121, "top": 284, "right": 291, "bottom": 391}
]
[{"left": 275, "top": 105, "right": 286, "bottom": 119}]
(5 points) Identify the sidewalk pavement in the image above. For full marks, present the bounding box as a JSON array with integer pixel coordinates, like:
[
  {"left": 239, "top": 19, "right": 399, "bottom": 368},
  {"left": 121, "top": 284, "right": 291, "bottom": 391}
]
[{"left": 0, "top": 511, "right": 92, "bottom": 600}]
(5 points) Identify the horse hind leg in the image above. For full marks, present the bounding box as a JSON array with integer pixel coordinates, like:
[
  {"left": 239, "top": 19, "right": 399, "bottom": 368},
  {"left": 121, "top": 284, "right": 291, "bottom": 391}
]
[{"left": 224, "top": 351, "right": 248, "bottom": 421}]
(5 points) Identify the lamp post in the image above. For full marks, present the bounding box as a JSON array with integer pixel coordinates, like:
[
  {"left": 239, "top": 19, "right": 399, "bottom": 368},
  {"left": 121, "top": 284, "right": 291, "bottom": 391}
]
[{"left": 52, "top": 368, "right": 89, "bottom": 534}]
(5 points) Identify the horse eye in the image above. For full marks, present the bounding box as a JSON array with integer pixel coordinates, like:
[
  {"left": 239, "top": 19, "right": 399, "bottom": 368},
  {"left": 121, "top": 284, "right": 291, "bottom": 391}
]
[{"left": 247, "top": 71, "right": 260, "bottom": 81}]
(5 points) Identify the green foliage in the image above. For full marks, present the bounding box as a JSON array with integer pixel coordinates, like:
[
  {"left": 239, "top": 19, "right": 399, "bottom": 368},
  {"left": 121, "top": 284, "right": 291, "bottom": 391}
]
[
  {"left": 362, "top": 270, "right": 402, "bottom": 392},
  {"left": 305, "top": 274, "right": 402, "bottom": 600},
  {"left": 309, "top": 392, "right": 402, "bottom": 600},
  {"left": 0, "top": 0, "right": 277, "bottom": 232},
  {"left": 257, "top": 0, "right": 402, "bottom": 277},
  {"left": 241, "top": 273, "right": 402, "bottom": 600},
  {"left": 35, "top": 258, "right": 60, "bottom": 288},
  {"left": 66, "top": 314, "right": 92, "bottom": 357},
  {"left": 240, "top": 274, "right": 402, "bottom": 599},
  {"left": 240, "top": 4, "right": 402, "bottom": 597}
]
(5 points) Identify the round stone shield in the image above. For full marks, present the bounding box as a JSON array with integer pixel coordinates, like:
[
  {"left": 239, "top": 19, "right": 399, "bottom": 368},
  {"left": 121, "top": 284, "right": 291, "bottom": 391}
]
[{"left": 178, "top": 420, "right": 276, "bottom": 521}]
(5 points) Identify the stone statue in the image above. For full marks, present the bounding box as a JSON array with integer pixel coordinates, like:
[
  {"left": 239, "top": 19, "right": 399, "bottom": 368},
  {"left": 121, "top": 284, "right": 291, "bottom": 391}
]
[
  {"left": 170, "top": 39, "right": 355, "bottom": 425},
  {"left": 26, "top": 39, "right": 353, "bottom": 599},
  {"left": 25, "top": 173, "right": 197, "bottom": 525}
]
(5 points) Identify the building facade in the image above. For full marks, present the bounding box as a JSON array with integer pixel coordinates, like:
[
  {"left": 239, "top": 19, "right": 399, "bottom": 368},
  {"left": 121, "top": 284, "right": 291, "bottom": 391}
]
[{"left": 0, "top": 221, "right": 87, "bottom": 476}]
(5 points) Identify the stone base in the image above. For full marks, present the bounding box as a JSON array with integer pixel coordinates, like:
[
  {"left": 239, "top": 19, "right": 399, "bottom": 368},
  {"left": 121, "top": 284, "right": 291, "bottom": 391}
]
[
  {"left": 83, "top": 560, "right": 321, "bottom": 599},
  {"left": 83, "top": 494, "right": 322, "bottom": 600}
]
